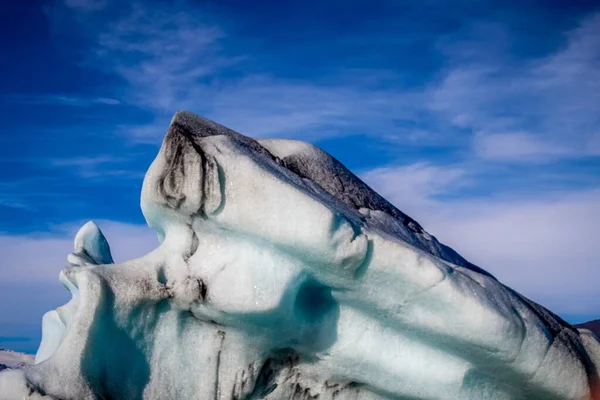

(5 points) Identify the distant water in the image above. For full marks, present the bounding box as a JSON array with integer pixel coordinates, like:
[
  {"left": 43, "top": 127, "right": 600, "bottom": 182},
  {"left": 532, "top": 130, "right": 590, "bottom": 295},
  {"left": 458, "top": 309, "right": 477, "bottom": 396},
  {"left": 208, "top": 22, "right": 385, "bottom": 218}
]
[
  {"left": 0, "top": 334, "right": 40, "bottom": 354},
  {"left": 0, "top": 323, "right": 42, "bottom": 354}
]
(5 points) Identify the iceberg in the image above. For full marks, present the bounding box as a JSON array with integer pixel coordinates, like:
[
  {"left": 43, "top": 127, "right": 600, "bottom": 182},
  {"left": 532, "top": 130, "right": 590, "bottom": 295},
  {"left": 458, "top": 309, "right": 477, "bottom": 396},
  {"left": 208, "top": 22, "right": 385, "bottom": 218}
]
[
  {"left": 0, "top": 350, "right": 34, "bottom": 372},
  {"left": 1, "top": 111, "right": 598, "bottom": 399}
]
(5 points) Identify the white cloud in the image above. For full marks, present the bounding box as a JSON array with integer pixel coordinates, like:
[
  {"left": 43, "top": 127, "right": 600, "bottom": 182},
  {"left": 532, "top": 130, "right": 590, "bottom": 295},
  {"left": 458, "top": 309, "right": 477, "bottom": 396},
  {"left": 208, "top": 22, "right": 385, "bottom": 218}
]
[
  {"left": 362, "top": 164, "right": 600, "bottom": 315},
  {"left": 473, "top": 132, "right": 572, "bottom": 162},
  {"left": 430, "top": 13, "right": 600, "bottom": 162},
  {"left": 0, "top": 221, "right": 158, "bottom": 283},
  {"left": 360, "top": 163, "right": 468, "bottom": 217}
]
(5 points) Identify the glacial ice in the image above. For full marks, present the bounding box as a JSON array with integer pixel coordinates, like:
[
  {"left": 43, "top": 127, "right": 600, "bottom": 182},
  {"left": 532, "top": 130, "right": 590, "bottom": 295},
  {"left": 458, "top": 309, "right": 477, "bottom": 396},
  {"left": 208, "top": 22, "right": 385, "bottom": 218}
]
[{"left": 0, "top": 111, "right": 598, "bottom": 399}]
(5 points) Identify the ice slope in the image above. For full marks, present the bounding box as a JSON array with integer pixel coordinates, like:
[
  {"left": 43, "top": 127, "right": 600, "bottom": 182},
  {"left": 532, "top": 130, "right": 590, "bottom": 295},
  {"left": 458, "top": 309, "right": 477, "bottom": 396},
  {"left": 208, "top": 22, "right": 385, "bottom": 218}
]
[{"left": 0, "top": 111, "right": 598, "bottom": 399}]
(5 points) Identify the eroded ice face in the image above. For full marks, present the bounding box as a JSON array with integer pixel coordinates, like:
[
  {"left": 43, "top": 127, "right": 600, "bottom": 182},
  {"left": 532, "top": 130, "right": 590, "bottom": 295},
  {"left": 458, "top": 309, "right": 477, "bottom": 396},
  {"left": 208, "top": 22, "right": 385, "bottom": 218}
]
[{"left": 3, "top": 111, "right": 599, "bottom": 400}]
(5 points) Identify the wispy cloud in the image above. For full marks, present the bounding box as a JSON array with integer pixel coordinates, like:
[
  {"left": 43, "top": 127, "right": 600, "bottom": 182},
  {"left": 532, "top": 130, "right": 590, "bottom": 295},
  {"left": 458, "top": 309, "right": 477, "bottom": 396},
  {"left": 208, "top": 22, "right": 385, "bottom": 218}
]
[
  {"left": 0, "top": 197, "right": 30, "bottom": 211},
  {"left": 49, "top": 0, "right": 424, "bottom": 141},
  {"left": 6, "top": 94, "right": 120, "bottom": 107},
  {"left": 49, "top": 155, "right": 144, "bottom": 179},
  {"left": 430, "top": 13, "right": 600, "bottom": 162},
  {"left": 48, "top": 0, "right": 600, "bottom": 163},
  {"left": 472, "top": 132, "right": 573, "bottom": 162},
  {"left": 120, "top": 76, "right": 423, "bottom": 141},
  {"left": 207, "top": 76, "right": 422, "bottom": 139},
  {"left": 0, "top": 180, "right": 72, "bottom": 212},
  {"left": 49, "top": 155, "right": 124, "bottom": 167},
  {"left": 93, "top": 2, "right": 232, "bottom": 114}
]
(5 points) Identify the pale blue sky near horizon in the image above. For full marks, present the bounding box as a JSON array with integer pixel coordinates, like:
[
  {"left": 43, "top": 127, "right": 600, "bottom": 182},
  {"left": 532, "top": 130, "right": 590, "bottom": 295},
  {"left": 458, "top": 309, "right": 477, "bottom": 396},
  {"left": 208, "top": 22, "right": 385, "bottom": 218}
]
[{"left": 1, "top": 0, "right": 599, "bottom": 354}]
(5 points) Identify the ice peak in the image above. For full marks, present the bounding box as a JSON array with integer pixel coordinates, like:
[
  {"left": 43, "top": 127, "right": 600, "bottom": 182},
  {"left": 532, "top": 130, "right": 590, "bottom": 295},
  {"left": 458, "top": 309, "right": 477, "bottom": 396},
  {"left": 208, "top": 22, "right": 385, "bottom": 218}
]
[{"left": 68, "top": 221, "right": 113, "bottom": 266}]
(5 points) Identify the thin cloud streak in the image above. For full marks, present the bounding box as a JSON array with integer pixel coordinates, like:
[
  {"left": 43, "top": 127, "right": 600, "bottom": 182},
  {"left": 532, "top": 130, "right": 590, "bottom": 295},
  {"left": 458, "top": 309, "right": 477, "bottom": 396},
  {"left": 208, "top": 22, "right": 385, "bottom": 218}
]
[
  {"left": 49, "top": 156, "right": 145, "bottom": 179},
  {"left": 6, "top": 94, "right": 120, "bottom": 107}
]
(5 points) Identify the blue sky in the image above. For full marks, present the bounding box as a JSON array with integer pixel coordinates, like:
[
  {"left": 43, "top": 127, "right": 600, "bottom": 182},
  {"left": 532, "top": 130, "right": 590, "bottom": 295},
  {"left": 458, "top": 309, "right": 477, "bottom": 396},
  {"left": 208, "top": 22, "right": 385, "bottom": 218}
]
[{"left": 1, "top": 0, "right": 599, "bottom": 353}]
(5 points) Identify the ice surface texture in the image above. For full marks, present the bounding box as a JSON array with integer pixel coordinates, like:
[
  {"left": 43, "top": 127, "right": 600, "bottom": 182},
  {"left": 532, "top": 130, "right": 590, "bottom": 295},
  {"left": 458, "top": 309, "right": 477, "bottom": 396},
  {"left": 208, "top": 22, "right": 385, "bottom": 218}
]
[{"left": 1, "top": 111, "right": 598, "bottom": 399}]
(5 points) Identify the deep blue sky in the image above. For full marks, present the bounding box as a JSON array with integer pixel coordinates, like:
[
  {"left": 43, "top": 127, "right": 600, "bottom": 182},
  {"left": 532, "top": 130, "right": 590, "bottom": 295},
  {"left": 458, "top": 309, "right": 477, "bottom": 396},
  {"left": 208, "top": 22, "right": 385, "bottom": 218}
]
[{"left": 1, "top": 0, "right": 599, "bottom": 353}]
